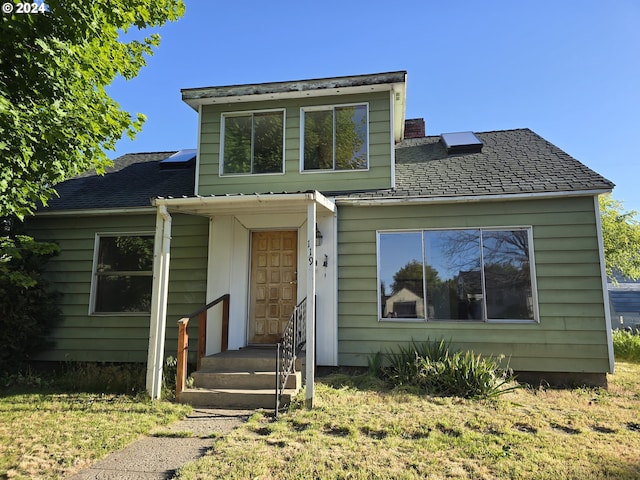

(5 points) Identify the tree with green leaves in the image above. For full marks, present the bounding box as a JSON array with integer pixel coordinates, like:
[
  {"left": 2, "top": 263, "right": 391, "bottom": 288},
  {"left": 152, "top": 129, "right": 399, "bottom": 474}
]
[
  {"left": 390, "top": 260, "right": 441, "bottom": 296},
  {"left": 0, "top": 233, "right": 61, "bottom": 372},
  {"left": 0, "top": 0, "right": 185, "bottom": 219},
  {"left": 599, "top": 194, "right": 640, "bottom": 282}
]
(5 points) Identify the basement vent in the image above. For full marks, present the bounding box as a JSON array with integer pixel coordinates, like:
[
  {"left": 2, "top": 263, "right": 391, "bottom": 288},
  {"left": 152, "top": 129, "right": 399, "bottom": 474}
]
[
  {"left": 159, "top": 149, "right": 197, "bottom": 169},
  {"left": 440, "top": 132, "right": 483, "bottom": 154}
]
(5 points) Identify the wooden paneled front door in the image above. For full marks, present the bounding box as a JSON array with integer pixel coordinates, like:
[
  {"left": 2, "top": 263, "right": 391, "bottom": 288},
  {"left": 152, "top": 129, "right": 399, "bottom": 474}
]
[{"left": 249, "top": 230, "right": 298, "bottom": 344}]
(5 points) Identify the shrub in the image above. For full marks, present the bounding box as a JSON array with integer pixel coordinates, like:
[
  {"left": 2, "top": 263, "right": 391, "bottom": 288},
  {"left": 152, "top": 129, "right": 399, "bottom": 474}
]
[
  {"left": 2, "top": 362, "right": 147, "bottom": 394},
  {"left": 0, "top": 234, "right": 62, "bottom": 373},
  {"left": 56, "top": 362, "right": 147, "bottom": 393},
  {"left": 613, "top": 329, "right": 640, "bottom": 363},
  {"left": 374, "top": 339, "right": 519, "bottom": 399}
]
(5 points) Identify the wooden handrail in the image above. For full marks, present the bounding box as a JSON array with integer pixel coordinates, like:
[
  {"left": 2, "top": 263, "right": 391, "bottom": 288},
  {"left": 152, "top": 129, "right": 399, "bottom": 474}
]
[{"left": 176, "top": 294, "right": 230, "bottom": 402}]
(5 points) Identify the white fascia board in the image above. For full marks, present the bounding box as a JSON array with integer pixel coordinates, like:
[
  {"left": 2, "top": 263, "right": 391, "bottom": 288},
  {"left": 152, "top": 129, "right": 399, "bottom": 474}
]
[
  {"left": 35, "top": 207, "right": 156, "bottom": 217},
  {"left": 153, "top": 190, "right": 336, "bottom": 215},
  {"left": 392, "top": 82, "right": 406, "bottom": 143},
  {"left": 183, "top": 83, "right": 396, "bottom": 109},
  {"left": 194, "top": 103, "right": 203, "bottom": 196},
  {"left": 389, "top": 91, "right": 397, "bottom": 186},
  {"left": 336, "top": 189, "right": 613, "bottom": 207}
]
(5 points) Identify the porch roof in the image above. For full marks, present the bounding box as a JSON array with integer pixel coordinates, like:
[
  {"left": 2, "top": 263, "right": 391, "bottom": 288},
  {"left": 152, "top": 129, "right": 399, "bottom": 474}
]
[{"left": 152, "top": 190, "right": 336, "bottom": 216}]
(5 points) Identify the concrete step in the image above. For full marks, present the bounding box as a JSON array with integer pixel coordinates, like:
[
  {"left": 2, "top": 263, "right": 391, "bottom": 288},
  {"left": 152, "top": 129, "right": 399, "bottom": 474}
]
[
  {"left": 191, "top": 370, "right": 301, "bottom": 390},
  {"left": 199, "top": 349, "right": 302, "bottom": 372},
  {"left": 178, "top": 387, "right": 298, "bottom": 409}
]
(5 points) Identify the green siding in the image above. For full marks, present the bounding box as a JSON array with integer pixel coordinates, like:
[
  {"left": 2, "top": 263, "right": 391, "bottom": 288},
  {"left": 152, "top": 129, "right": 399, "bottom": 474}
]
[
  {"left": 26, "top": 212, "right": 209, "bottom": 363},
  {"left": 337, "top": 196, "right": 610, "bottom": 373},
  {"left": 197, "top": 91, "right": 393, "bottom": 195}
]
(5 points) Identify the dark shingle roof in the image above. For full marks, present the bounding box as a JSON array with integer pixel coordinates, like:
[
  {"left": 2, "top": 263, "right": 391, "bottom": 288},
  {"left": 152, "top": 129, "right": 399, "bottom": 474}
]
[
  {"left": 40, "top": 128, "right": 613, "bottom": 212},
  {"left": 42, "top": 152, "right": 195, "bottom": 211},
  {"left": 338, "top": 128, "right": 614, "bottom": 200}
]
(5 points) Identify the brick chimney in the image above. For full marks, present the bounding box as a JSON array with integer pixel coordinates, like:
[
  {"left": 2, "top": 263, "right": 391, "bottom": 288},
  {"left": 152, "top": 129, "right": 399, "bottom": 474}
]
[{"left": 404, "top": 118, "right": 425, "bottom": 139}]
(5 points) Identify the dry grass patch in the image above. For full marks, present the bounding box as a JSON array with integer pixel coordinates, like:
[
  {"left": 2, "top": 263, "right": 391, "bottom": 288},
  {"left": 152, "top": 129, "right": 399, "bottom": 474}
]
[
  {"left": 0, "top": 391, "right": 189, "bottom": 479},
  {"left": 176, "top": 362, "right": 640, "bottom": 479}
]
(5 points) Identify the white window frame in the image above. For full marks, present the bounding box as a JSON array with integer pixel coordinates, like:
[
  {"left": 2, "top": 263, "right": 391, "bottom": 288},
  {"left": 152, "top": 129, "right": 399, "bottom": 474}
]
[
  {"left": 300, "top": 102, "right": 370, "bottom": 173},
  {"left": 219, "top": 108, "right": 286, "bottom": 177},
  {"left": 376, "top": 226, "right": 539, "bottom": 324},
  {"left": 89, "top": 231, "right": 155, "bottom": 316}
]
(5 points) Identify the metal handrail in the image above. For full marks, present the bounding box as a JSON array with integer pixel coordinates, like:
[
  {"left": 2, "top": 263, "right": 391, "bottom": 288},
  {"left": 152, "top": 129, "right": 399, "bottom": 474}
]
[
  {"left": 275, "top": 297, "right": 307, "bottom": 416},
  {"left": 176, "top": 294, "right": 230, "bottom": 401}
]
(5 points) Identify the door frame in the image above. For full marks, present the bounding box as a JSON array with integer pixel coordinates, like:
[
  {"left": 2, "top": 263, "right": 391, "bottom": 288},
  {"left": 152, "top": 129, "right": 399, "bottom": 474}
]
[
  {"left": 247, "top": 229, "right": 299, "bottom": 345},
  {"left": 204, "top": 204, "right": 338, "bottom": 366}
]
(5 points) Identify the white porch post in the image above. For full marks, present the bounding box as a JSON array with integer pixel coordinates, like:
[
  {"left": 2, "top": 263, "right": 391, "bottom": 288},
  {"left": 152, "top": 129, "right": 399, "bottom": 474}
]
[
  {"left": 146, "top": 205, "right": 172, "bottom": 399},
  {"left": 306, "top": 201, "right": 316, "bottom": 408}
]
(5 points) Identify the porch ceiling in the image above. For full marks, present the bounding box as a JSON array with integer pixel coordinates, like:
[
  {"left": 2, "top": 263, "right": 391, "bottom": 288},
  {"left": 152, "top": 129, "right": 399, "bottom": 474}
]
[{"left": 152, "top": 191, "right": 336, "bottom": 217}]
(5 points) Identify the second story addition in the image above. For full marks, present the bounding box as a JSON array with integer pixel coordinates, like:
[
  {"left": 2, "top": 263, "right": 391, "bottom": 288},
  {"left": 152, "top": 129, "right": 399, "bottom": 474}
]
[{"left": 181, "top": 71, "right": 407, "bottom": 196}]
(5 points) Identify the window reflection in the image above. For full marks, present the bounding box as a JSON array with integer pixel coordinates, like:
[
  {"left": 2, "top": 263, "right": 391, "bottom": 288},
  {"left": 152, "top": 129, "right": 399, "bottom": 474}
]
[
  {"left": 303, "top": 105, "right": 368, "bottom": 171},
  {"left": 424, "top": 230, "right": 483, "bottom": 320},
  {"left": 378, "top": 229, "right": 535, "bottom": 322},
  {"left": 223, "top": 111, "right": 283, "bottom": 174},
  {"left": 378, "top": 232, "right": 424, "bottom": 318},
  {"left": 483, "top": 230, "right": 534, "bottom": 320},
  {"left": 303, "top": 110, "right": 333, "bottom": 170}
]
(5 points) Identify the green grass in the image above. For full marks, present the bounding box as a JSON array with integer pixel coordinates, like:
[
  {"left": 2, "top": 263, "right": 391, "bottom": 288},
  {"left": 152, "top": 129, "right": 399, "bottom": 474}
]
[
  {"left": 0, "top": 365, "right": 190, "bottom": 479},
  {"left": 176, "top": 362, "right": 640, "bottom": 480},
  {"left": 613, "top": 329, "right": 640, "bottom": 362}
]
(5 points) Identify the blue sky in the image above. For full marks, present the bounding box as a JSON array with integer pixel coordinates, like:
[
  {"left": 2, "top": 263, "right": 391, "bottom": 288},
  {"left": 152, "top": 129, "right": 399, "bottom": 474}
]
[{"left": 108, "top": 0, "right": 640, "bottom": 211}]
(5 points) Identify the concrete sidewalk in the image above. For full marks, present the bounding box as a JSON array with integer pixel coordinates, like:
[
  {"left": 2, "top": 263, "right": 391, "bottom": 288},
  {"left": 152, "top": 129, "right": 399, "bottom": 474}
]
[{"left": 66, "top": 408, "right": 254, "bottom": 480}]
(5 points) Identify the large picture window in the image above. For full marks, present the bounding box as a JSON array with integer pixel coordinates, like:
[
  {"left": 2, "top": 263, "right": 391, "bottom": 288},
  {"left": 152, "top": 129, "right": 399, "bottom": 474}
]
[
  {"left": 302, "top": 104, "right": 368, "bottom": 171},
  {"left": 91, "top": 234, "right": 154, "bottom": 314},
  {"left": 378, "top": 228, "right": 536, "bottom": 322},
  {"left": 221, "top": 110, "right": 284, "bottom": 175}
]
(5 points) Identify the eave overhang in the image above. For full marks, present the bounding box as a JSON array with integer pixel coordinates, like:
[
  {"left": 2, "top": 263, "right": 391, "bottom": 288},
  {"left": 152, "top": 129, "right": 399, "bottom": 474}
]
[
  {"left": 152, "top": 191, "right": 336, "bottom": 217},
  {"left": 335, "top": 189, "right": 613, "bottom": 207}
]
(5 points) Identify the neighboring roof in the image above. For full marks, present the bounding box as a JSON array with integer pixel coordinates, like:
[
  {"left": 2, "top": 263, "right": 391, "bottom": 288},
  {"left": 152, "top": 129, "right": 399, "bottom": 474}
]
[
  {"left": 39, "top": 128, "right": 614, "bottom": 213},
  {"left": 337, "top": 128, "right": 614, "bottom": 200},
  {"left": 41, "top": 152, "right": 195, "bottom": 211},
  {"left": 609, "top": 283, "right": 640, "bottom": 315}
]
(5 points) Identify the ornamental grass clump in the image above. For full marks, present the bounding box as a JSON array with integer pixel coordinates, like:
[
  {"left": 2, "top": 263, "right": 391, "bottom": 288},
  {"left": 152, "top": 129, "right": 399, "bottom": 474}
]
[{"left": 377, "top": 339, "right": 519, "bottom": 399}]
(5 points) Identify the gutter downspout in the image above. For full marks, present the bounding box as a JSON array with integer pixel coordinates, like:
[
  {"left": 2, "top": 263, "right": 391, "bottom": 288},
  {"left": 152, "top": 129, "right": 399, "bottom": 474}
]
[{"left": 146, "top": 205, "right": 173, "bottom": 399}]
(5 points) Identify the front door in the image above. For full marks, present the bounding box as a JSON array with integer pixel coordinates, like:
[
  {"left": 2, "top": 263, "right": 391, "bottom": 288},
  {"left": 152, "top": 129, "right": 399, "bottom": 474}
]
[{"left": 249, "top": 230, "right": 297, "bottom": 344}]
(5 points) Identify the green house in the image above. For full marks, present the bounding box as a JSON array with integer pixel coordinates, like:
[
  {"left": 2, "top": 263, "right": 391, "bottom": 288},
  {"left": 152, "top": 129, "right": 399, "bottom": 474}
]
[{"left": 28, "top": 71, "right": 616, "bottom": 401}]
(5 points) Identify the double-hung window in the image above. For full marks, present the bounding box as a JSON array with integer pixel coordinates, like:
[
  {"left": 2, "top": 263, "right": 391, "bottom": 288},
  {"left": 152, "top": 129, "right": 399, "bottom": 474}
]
[
  {"left": 221, "top": 110, "right": 284, "bottom": 175},
  {"left": 302, "top": 104, "right": 368, "bottom": 171},
  {"left": 91, "top": 234, "right": 154, "bottom": 314},
  {"left": 378, "top": 228, "right": 537, "bottom": 322}
]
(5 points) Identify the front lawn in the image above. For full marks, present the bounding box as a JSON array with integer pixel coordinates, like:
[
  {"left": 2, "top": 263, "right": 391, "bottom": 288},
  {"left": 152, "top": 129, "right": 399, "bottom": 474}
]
[
  {"left": 0, "top": 370, "right": 189, "bottom": 479},
  {"left": 176, "top": 362, "right": 640, "bottom": 479}
]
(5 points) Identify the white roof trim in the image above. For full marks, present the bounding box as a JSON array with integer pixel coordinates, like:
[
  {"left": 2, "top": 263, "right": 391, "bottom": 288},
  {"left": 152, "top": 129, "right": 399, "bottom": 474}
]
[
  {"left": 35, "top": 207, "right": 156, "bottom": 217},
  {"left": 336, "top": 189, "right": 612, "bottom": 207},
  {"left": 153, "top": 191, "right": 336, "bottom": 216},
  {"left": 182, "top": 71, "right": 407, "bottom": 109}
]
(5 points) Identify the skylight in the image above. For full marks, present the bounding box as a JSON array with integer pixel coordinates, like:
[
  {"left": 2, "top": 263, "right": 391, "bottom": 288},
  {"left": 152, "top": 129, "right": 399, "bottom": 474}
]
[
  {"left": 440, "top": 132, "right": 483, "bottom": 154},
  {"left": 159, "top": 149, "right": 197, "bottom": 169}
]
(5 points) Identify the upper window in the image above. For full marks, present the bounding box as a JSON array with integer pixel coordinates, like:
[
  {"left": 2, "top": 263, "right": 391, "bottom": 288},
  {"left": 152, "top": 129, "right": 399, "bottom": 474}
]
[
  {"left": 221, "top": 110, "right": 284, "bottom": 175},
  {"left": 378, "top": 228, "right": 537, "bottom": 322},
  {"left": 91, "top": 234, "right": 154, "bottom": 314},
  {"left": 302, "top": 104, "right": 368, "bottom": 171}
]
